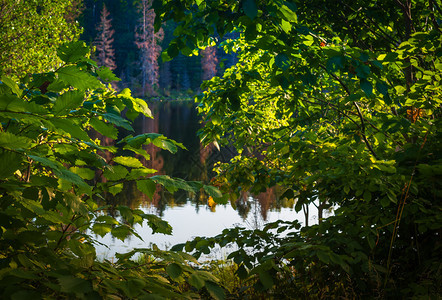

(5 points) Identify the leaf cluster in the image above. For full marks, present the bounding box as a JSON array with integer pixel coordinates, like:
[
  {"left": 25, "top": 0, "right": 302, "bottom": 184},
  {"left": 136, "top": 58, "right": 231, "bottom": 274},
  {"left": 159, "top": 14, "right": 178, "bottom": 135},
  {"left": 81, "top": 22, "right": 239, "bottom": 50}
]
[
  {"left": 0, "top": 41, "right": 225, "bottom": 299},
  {"left": 154, "top": 0, "right": 442, "bottom": 297}
]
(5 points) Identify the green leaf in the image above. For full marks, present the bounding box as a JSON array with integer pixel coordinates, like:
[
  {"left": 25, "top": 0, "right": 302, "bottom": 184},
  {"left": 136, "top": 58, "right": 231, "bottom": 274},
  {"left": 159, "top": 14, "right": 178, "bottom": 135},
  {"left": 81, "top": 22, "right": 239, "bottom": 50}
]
[
  {"left": 316, "top": 250, "right": 330, "bottom": 264},
  {"left": 0, "top": 149, "right": 22, "bottom": 178},
  {"left": 367, "top": 235, "right": 375, "bottom": 249},
  {"left": 103, "top": 165, "right": 129, "bottom": 181},
  {"left": 275, "top": 53, "right": 290, "bottom": 71},
  {"left": 205, "top": 281, "right": 225, "bottom": 300},
  {"left": 166, "top": 263, "right": 182, "bottom": 280},
  {"left": 53, "top": 90, "right": 84, "bottom": 115},
  {"left": 64, "top": 192, "right": 88, "bottom": 214},
  {"left": 111, "top": 225, "right": 132, "bottom": 241},
  {"left": 92, "top": 223, "right": 112, "bottom": 237},
  {"left": 151, "top": 175, "right": 196, "bottom": 193},
  {"left": 363, "top": 190, "right": 372, "bottom": 202},
  {"left": 17, "top": 197, "right": 45, "bottom": 215},
  {"left": 280, "top": 4, "right": 297, "bottom": 21},
  {"left": 258, "top": 271, "right": 274, "bottom": 290},
  {"left": 136, "top": 179, "right": 157, "bottom": 199},
  {"left": 57, "top": 41, "right": 90, "bottom": 63},
  {"left": 280, "top": 19, "right": 291, "bottom": 33},
  {"left": 57, "top": 66, "right": 102, "bottom": 91},
  {"left": 58, "top": 169, "right": 87, "bottom": 187},
  {"left": 243, "top": 0, "right": 258, "bottom": 19},
  {"left": 131, "top": 98, "right": 152, "bottom": 118},
  {"left": 376, "top": 82, "right": 389, "bottom": 96},
  {"left": 1, "top": 75, "right": 21, "bottom": 96},
  {"left": 113, "top": 156, "right": 143, "bottom": 168},
  {"left": 0, "top": 132, "right": 32, "bottom": 150},
  {"left": 109, "top": 183, "right": 124, "bottom": 196},
  {"left": 96, "top": 215, "right": 119, "bottom": 225},
  {"left": 48, "top": 118, "right": 92, "bottom": 142},
  {"left": 58, "top": 275, "right": 92, "bottom": 294},
  {"left": 360, "top": 79, "right": 373, "bottom": 97},
  {"left": 89, "top": 118, "right": 118, "bottom": 139},
  {"left": 69, "top": 167, "right": 95, "bottom": 180},
  {"left": 380, "top": 197, "right": 390, "bottom": 207},
  {"left": 153, "top": 138, "right": 178, "bottom": 153},
  {"left": 96, "top": 67, "right": 120, "bottom": 82},
  {"left": 102, "top": 112, "right": 133, "bottom": 131},
  {"left": 142, "top": 214, "right": 172, "bottom": 234},
  {"left": 189, "top": 272, "right": 205, "bottom": 289},
  {"left": 236, "top": 264, "right": 248, "bottom": 279},
  {"left": 203, "top": 185, "right": 223, "bottom": 198},
  {"left": 10, "top": 290, "right": 41, "bottom": 300}
]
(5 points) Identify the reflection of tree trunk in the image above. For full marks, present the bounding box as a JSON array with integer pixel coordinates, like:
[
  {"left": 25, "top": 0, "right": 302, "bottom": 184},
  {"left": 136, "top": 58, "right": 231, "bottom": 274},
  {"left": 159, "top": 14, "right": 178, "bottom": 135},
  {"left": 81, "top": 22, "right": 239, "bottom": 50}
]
[
  {"left": 303, "top": 204, "right": 309, "bottom": 227},
  {"left": 199, "top": 143, "right": 214, "bottom": 182},
  {"left": 139, "top": 110, "right": 164, "bottom": 209},
  {"left": 255, "top": 187, "right": 275, "bottom": 221},
  {"left": 318, "top": 200, "right": 326, "bottom": 225}
]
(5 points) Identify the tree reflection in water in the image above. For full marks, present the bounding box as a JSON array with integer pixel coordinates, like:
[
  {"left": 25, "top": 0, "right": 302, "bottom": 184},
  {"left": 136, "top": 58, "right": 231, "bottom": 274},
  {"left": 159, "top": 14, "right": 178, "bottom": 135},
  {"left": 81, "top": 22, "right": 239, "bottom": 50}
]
[{"left": 95, "top": 101, "right": 297, "bottom": 223}]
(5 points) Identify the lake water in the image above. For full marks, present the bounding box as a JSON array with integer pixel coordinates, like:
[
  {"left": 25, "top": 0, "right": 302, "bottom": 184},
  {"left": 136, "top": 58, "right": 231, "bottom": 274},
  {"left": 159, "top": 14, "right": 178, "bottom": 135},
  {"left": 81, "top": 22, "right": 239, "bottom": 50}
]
[{"left": 95, "top": 101, "right": 317, "bottom": 259}]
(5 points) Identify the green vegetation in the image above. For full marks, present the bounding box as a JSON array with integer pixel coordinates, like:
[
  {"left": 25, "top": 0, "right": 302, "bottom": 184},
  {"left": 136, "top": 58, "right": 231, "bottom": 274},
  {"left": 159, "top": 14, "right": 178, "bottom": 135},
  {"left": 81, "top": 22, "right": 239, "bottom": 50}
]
[
  {"left": 0, "top": 0, "right": 441, "bottom": 299},
  {"left": 0, "top": 41, "right": 224, "bottom": 298},
  {"left": 0, "top": 0, "right": 82, "bottom": 78},
  {"left": 156, "top": 0, "right": 442, "bottom": 298}
]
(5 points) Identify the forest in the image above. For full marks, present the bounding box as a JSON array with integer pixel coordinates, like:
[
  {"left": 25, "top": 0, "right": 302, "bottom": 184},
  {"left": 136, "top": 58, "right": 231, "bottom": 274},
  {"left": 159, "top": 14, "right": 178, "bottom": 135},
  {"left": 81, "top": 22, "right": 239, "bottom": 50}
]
[{"left": 0, "top": 0, "right": 441, "bottom": 299}]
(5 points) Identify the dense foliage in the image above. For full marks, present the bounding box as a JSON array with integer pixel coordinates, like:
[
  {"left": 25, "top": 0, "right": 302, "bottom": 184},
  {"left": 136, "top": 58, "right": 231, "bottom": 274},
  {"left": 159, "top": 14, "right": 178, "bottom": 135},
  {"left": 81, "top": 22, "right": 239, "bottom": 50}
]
[
  {"left": 0, "top": 0, "right": 82, "bottom": 78},
  {"left": 155, "top": 0, "right": 442, "bottom": 297},
  {"left": 80, "top": 0, "right": 235, "bottom": 96},
  {"left": 0, "top": 42, "right": 226, "bottom": 299}
]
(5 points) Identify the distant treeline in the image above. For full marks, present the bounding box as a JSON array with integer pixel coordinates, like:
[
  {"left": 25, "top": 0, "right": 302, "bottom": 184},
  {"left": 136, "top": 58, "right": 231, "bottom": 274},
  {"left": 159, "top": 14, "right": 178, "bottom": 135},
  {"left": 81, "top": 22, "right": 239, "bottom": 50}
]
[{"left": 80, "top": 0, "right": 238, "bottom": 98}]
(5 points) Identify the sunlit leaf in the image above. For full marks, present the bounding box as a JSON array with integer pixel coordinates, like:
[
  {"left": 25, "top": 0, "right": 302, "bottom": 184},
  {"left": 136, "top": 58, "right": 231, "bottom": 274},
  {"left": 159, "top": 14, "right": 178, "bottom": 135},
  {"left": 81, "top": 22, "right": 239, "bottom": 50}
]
[
  {"left": 136, "top": 179, "right": 157, "bottom": 199},
  {"left": 113, "top": 156, "right": 143, "bottom": 168}
]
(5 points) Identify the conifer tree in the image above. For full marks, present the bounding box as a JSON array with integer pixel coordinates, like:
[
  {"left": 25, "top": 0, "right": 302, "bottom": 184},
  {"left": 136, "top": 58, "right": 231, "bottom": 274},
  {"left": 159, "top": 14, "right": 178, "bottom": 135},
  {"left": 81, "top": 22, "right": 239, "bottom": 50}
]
[
  {"left": 94, "top": 4, "right": 116, "bottom": 70},
  {"left": 201, "top": 46, "right": 218, "bottom": 81},
  {"left": 135, "top": 0, "right": 164, "bottom": 96}
]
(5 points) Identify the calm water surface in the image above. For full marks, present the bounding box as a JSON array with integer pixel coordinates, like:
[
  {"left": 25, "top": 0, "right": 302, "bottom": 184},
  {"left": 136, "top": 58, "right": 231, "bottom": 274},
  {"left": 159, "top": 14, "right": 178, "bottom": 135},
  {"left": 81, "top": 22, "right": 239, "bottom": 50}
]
[{"left": 96, "top": 101, "right": 315, "bottom": 259}]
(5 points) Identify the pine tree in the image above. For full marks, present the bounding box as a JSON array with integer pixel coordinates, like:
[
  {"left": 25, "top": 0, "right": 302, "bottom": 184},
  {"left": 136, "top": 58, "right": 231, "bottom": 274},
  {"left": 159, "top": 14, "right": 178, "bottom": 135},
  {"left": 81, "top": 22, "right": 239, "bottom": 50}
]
[
  {"left": 201, "top": 46, "right": 218, "bottom": 81},
  {"left": 135, "top": 0, "right": 164, "bottom": 96},
  {"left": 94, "top": 4, "right": 116, "bottom": 70}
]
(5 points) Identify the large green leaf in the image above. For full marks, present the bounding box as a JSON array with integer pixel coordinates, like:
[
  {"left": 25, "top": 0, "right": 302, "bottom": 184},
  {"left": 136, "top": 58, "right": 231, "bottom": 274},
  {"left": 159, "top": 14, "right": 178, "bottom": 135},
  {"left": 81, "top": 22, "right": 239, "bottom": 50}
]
[
  {"left": 188, "top": 273, "right": 205, "bottom": 290},
  {"left": 0, "top": 149, "right": 22, "bottom": 178},
  {"left": 47, "top": 118, "right": 92, "bottom": 142},
  {"left": 142, "top": 214, "right": 173, "bottom": 234},
  {"left": 57, "top": 41, "right": 90, "bottom": 63},
  {"left": 96, "top": 67, "right": 120, "bottom": 82},
  {"left": 136, "top": 179, "right": 157, "bottom": 199},
  {"left": 102, "top": 112, "right": 133, "bottom": 131},
  {"left": 166, "top": 263, "right": 182, "bottom": 280},
  {"left": 0, "top": 132, "right": 32, "bottom": 150},
  {"left": 113, "top": 156, "right": 143, "bottom": 168},
  {"left": 57, "top": 66, "right": 102, "bottom": 91},
  {"left": 1, "top": 75, "right": 21, "bottom": 96},
  {"left": 53, "top": 90, "right": 84, "bottom": 115},
  {"left": 111, "top": 225, "right": 132, "bottom": 241},
  {"left": 205, "top": 281, "right": 225, "bottom": 300},
  {"left": 58, "top": 275, "right": 93, "bottom": 294},
  {"left": 92, "top": 223, "right": 113, "bottom": 237},
  {"left": 103, "top": 165, "right": 129, "bottom": 181},
  {"left": 89, "top": 118, "right": 118, "bottom": 139},
  {"left": 151, "top": 175, "right": 196, "bottom": 193}
]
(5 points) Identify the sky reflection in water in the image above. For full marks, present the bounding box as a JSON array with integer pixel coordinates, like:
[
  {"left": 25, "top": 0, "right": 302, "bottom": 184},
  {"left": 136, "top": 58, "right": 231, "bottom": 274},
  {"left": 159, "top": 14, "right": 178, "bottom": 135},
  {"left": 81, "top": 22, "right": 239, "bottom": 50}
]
[{"left": 96, "top": 102, "right": 314, "bottom": 259}]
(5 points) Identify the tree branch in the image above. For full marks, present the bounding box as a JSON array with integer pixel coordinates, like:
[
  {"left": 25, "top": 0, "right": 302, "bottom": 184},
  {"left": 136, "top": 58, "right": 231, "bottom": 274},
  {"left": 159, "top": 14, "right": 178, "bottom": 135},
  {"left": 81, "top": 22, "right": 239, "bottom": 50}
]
[{"left": 318, "top": 64, "right": 379, "bottom": 159}]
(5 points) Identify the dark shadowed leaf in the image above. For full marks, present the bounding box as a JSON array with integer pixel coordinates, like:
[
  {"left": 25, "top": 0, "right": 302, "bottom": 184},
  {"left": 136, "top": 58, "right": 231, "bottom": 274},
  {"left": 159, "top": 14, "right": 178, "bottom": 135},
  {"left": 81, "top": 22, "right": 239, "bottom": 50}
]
[{"left": 243, "top": 0, "right": 258, "bottom": 19}]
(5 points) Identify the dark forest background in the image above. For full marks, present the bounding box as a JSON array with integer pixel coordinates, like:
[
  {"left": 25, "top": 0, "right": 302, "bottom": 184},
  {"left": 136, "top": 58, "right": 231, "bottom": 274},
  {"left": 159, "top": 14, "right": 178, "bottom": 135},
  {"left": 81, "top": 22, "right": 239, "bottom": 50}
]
[{"left": 80, "top": 0, "right": 238, "bottom": 98}]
